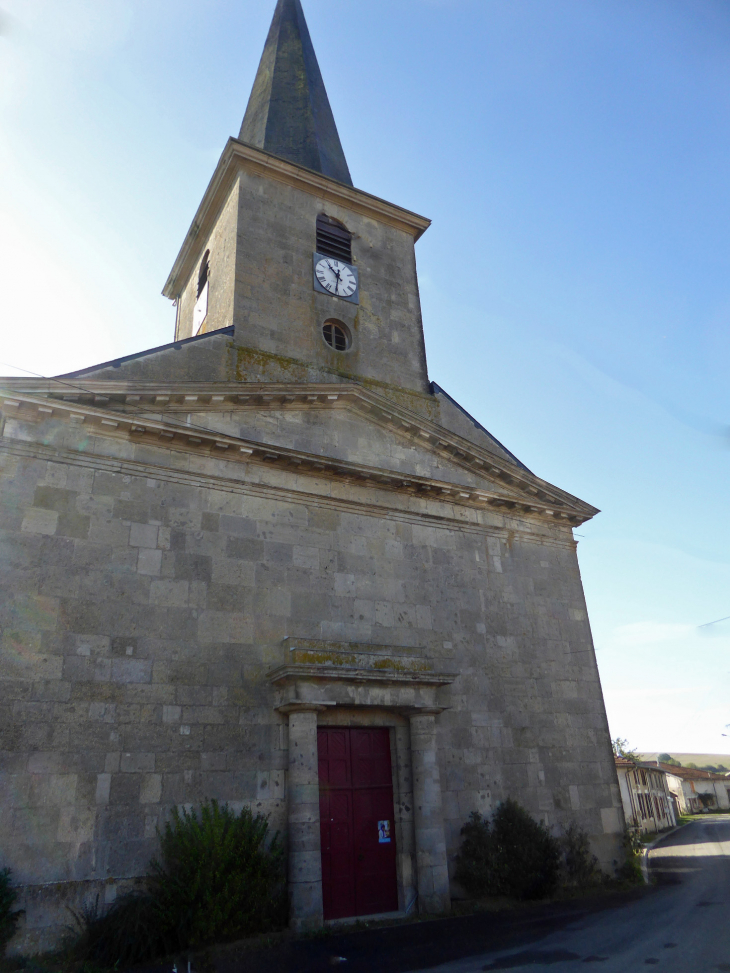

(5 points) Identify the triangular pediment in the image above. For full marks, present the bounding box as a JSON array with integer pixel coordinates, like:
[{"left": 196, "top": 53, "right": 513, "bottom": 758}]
[
  {"left": 0, "top": 380, "right": 598, "bottom": 525},
  {"left": 193, "top": 403, "right": 505, "bottom": 490}
]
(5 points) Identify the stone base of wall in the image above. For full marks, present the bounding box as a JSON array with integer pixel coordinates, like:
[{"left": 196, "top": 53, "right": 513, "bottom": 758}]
[
  {"left": 7, "top": 877, "right": 146, "bottom": 957},
  {"left": 591, "top": 832, "right": 625, "bottom": 873}
]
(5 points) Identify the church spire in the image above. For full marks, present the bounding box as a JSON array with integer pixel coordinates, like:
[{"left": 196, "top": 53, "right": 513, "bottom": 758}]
[{"left": 239, "top": 0, "right": 353, "bottom": 186}]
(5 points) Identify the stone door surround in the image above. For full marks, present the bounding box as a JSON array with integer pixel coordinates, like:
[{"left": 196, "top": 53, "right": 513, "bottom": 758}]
[{"left": 268, "top": 638, "right": 456, "bottom": 930}]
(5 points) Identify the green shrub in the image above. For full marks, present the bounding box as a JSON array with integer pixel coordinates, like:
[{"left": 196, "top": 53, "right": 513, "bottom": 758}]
[
  {"left": 0, "top": 867, "right": 23, "bottom": 954},
  {"left": 71, "top": 893, "right": 168, "bottom": 969},
  {"left": 455, "top": 799, "right": 562, "bottom": 901},
  {"left": 616, "top": 827, "right": 644, "bottom": 884},
  {"left": 151, "top": 800, "right": 286, "bottom": 949},
  {"left": 76, "top": 801, "right": 286, "bottom": 968},
  {"left": 560, "top": 822, "right": 602, "bottom": 887}
]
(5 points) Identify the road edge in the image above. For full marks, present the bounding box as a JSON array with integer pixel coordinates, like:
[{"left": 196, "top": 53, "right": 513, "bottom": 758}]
[{"left": 640, "top": 822, "right": 691, "bottom": 883}]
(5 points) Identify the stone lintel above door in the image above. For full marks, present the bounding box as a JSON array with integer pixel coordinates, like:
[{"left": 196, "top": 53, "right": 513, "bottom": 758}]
[{"left": 267, "top": 637, "right": 456, "bottom": 712}]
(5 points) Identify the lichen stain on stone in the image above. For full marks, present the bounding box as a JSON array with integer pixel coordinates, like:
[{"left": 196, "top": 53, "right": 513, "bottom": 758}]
[
  {"left": 234, "top": 344, "right": 309, "bottom": 383},
  {"left": 293, "top": 648, "right": 430, "bottom": 673},
  {"left": 230, "top": 342, "right": 437, "bottom": 419},
  {"left": 370, "top": 657, "right": 430, "bottom": 673}
]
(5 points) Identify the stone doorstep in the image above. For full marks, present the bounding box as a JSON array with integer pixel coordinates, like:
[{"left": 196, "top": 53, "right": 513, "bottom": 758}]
[{"left": 324, "top": 910, "right": 407, "bottom": 928}]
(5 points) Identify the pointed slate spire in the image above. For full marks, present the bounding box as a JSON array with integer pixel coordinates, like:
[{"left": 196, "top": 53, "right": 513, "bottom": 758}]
[{"left": 239, "top": 0, "right": 352, "bottom": 186}]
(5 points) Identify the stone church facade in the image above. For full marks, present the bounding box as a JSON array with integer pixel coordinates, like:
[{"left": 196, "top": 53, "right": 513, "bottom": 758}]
[{"left": 0, "top": 0, "right": 624, "bottom": 953}]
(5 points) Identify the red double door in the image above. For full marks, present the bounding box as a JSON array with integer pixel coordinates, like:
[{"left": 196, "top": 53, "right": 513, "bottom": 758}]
[{"left": 318, "top": 727, "right": 399, "bottom": 920}]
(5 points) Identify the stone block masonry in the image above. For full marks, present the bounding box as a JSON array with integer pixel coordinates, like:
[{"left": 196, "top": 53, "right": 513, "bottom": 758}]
[
  {"left": 0, "top": 4, "right": 623, "bottom": 950},
  {"left": 0, "top": 394, "right": 623, "bottom": 951}
]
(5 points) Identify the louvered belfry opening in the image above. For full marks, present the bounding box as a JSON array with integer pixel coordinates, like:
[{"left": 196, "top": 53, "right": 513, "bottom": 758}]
[
  {"left": 197, "top": 250, "right": 210, "bottom": 298},
  {"left": 316, "top": 214, "right": 352, "bottom": 263}
]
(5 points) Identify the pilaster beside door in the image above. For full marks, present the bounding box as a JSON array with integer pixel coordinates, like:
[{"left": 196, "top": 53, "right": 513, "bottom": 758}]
[{"left": 281, "top": 704, "right": 327, "bottom": 931}]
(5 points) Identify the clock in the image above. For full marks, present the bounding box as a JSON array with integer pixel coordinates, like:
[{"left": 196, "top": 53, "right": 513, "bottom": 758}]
[{"left": 313, "top": 253, "right": 359, "bottom": 304}]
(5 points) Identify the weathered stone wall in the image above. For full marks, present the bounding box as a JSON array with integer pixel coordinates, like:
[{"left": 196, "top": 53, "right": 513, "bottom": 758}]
[
  {"left": 170, "top": 164, "right": 430, "bottom": 395},
  {"left": 232, "top": 168, "right": 430, "bottom": 395},
  {"left": 176, "top": 181, "right": 240, "bottom": 342},
  {"left": 0, "top": 403, "right": 622, "bottom": 952}
]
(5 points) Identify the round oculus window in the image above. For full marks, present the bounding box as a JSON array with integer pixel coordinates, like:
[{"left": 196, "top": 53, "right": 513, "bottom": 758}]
[{"left": 322, "top": 319, "right": 351, "bottom": 352}]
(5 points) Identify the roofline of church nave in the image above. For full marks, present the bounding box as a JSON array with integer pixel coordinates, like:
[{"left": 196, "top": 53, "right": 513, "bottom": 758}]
[{"left": 0, "top": 374, "right": 599, "bottom": 526}]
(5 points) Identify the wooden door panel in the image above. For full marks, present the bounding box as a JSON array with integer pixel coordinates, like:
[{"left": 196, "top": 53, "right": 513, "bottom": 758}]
[
  {"left": 353, "top": 783, "right": 398, "bottom": 915},
  {"left": 318, "top": 727, "right": 398, "bottom": 920},
  {"left": 351, "top": 727, "right": 393, "bottom": 788},
  {"left": 319, "top": 730, "right": 356, "bottom": 920}
]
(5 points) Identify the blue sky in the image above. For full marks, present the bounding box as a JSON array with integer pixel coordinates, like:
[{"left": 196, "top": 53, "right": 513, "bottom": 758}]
[{"left": 2, "top": 0, "right": 729, "bottom": 755}]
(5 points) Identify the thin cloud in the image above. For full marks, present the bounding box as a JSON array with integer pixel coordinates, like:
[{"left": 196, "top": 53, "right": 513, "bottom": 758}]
[
  {"left": 610, "top": 621, "right": 694, "bottom": 646},
  {"left": 610, "top": 686, "right": 710, "bottom": 700}
]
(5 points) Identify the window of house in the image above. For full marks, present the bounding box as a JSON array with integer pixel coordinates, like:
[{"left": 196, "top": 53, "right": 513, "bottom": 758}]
[
  {"left": 316, "top": 214, "right": 352, "bottom": 263},
  {"left": 322, "top": 319, "right": 351, "bottom": 351},
  {"left": 193, "top": 250, "right": 210, "bottom": 334}
]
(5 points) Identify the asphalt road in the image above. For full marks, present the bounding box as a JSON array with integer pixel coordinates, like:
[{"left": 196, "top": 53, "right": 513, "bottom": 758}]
[{"left": 410, "top": 815, "right": 730, "bottom": 973}]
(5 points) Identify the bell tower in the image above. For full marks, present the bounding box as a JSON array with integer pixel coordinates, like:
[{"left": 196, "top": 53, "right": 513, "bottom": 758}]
[{"left": 164, "top": 0, "right": 432, "bottom": 397}]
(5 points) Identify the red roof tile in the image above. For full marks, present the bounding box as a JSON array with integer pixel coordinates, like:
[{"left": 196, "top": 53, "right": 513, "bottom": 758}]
[{"left": 657, "top": 763, "right": 728, "bottom": 781}]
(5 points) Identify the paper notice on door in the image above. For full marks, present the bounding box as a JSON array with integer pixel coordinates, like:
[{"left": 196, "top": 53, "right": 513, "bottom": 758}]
[{"left": 378, "top": 820, "right": 391, "bottom": 843}]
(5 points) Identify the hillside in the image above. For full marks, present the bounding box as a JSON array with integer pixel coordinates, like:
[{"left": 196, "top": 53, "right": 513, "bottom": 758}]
[{"left": 638, "top": 752, "right": 730, "bottom": 769}]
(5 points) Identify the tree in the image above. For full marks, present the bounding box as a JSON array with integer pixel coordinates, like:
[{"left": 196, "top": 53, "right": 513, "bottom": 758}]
[{"left": 612, "top": 738, "right": 639, "bottom": 763}]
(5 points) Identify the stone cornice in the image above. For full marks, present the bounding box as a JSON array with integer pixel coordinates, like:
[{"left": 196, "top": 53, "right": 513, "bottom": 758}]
[
  {"left": 162, "top": 138, "right": 432, "bottom": 300},
  {"left": 0, "top": 380, "right": 598, "bottom": 525},
  {"left": 268, "top": 665, "right": 456, "bottom": 687},
  {"left": 0, "top": 438, "right": 580, "bottom": 549},
  {"left": 268, "top": 637, "right": 456, "bottom": 693}
]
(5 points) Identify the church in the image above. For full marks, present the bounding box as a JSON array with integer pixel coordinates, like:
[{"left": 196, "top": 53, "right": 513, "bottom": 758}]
[{"left": 0, "top": 0, "right": 624, "bottom": 953}]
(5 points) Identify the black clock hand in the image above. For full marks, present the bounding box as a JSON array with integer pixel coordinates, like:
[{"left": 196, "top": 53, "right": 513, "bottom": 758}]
[{"left": 332, "top": 265, "right": 342, "bottom": 293}]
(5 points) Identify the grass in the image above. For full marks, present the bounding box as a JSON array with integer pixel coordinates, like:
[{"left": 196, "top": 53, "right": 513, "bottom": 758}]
[{"left": 679, "top": 810, "right": 730, "bottom": 823}]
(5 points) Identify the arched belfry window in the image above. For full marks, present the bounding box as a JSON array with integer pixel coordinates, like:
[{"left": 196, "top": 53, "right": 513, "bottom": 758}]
[
  {"left": 197, "top": 250, "right": 210, "bottom": 298},
  {"left": 316, "top": 214, "right": 352, "bottom": 264},
  {"left": 193, "top": 250, "right": 210, "bottom": 334}
]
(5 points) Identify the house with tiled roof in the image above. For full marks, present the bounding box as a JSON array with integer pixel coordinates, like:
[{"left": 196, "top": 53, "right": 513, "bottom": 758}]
[
  {"left": 614, "top": 759, "right": 677, "bottom": 833},
  {"left": 653, "top": 763, "right": 730, "bottom": 815}
]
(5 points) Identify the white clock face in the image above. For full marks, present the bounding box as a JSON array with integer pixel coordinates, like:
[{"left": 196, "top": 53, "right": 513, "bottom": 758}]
[{"left": 315, "top": 257, "right": 357, "bottom": 298}]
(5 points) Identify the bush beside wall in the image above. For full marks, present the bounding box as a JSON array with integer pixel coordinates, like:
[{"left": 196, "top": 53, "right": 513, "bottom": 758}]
[
  {"left": 455, "top": 799, "right": 562, "bottom": 901},
  {"left": 73, "top": 800, "right": 286, "bottom": 969},
  {"left": 0, "top": 867, "right": 23, "bottom": 955}
]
